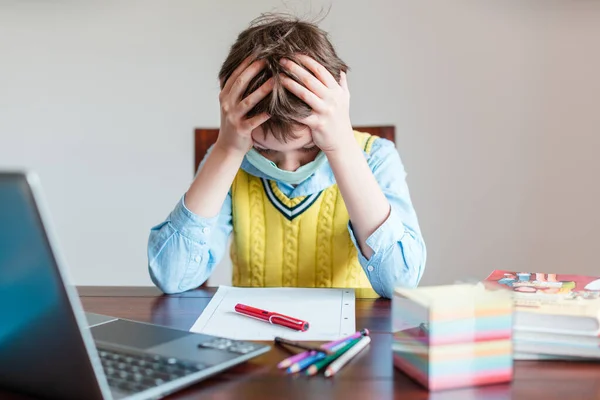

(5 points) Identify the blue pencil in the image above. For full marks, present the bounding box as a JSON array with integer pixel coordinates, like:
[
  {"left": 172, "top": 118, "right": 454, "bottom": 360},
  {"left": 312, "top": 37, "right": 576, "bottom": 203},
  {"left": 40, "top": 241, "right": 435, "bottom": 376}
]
[{"left": 286, "top": 352, "right": 327, "bottom": 373}]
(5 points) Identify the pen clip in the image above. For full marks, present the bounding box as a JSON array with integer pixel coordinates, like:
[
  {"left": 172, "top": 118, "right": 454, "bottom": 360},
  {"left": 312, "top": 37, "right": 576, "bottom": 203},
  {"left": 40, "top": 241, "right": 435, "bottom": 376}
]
[{"left": 269, "top": 314, "right": 302, "bottom": 326}]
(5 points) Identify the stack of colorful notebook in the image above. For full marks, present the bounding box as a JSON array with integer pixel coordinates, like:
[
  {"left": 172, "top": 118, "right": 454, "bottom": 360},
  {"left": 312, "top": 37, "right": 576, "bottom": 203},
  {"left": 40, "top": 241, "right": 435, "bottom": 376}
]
[
  {"left": 485, "top": 270, "right": 600, "bottom": 360},
  {"left": 392, "top": 284, "right": 514, "bottom": 391}
]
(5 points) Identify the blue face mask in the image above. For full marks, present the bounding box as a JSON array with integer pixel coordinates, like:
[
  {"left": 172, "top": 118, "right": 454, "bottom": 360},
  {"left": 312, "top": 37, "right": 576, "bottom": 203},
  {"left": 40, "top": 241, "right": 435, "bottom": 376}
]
[{"left": 245, "top": 149, "right": 328, "bottom": 185}]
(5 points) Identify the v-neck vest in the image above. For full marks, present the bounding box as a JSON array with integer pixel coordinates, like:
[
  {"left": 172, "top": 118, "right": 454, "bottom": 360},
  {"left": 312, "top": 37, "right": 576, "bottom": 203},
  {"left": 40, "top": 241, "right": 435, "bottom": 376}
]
[{"left": 230, "top": 131, "right": 379, "bottom": 298}]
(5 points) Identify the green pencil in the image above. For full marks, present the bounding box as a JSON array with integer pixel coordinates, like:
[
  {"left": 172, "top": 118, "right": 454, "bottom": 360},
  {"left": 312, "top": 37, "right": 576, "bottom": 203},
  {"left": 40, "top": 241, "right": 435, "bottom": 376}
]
[{"left": 305, "top": 338, "right": 361, "bottom": 376}]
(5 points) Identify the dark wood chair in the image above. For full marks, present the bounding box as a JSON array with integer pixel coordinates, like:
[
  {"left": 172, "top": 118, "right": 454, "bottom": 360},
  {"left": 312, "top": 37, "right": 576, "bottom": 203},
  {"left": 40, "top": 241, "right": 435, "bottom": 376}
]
[{"left": 194, "top": 126, "right": 395, "bottom": 172}]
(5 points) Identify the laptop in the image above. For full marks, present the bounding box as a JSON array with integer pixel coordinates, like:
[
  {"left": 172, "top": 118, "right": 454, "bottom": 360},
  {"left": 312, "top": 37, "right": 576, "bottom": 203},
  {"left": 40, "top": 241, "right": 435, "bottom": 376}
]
[{"left": 0, "top": 171, "right": 270, "bottom": 400}]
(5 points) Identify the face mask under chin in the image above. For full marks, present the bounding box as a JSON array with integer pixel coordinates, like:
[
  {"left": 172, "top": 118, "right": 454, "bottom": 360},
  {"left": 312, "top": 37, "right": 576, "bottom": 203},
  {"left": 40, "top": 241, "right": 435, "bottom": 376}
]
[{"left": 245, "top": 149, "right": 328, "bottom": 185}]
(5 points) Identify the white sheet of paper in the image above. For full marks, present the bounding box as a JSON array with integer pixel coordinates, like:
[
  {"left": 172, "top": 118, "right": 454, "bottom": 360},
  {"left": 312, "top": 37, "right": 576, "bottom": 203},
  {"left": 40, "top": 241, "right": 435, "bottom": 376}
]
[{"left": 190, "top": 286, "right": 356, "bottom": 341}]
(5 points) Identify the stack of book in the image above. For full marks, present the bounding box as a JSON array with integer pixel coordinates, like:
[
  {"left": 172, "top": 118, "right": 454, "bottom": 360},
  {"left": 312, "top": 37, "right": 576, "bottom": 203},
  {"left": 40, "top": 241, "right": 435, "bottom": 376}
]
[
  {"left": 392, "top": 284, "right": 514, "bottom": 391},
  {"left": 485, "top": 270, "right": 600, "bottom": 360}
]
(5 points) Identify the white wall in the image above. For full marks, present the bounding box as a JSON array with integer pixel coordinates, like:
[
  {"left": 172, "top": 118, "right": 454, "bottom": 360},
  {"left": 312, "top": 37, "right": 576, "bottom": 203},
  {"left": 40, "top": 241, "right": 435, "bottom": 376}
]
[{"left": 1, "top": 1, "right": 599, "bottom": 287}]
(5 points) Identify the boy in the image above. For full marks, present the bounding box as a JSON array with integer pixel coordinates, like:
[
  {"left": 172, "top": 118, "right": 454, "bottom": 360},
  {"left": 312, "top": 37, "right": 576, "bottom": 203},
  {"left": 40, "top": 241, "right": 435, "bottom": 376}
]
[{"left": 148, "top": 14, "right": 426, "bottom": 298}]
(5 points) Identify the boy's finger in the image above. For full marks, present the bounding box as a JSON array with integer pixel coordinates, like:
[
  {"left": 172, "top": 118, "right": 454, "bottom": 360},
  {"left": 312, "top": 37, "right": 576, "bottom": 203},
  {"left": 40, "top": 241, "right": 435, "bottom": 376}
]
[
  {"left": 228, "top": 59, "right": 267, "bottom": 101},
  {"left": 280, "top": 58, "right": 328, "bottom": 99},
  {"left": 280, "top": 74, "right": 324, "bottom": 112},
  {"left": 238, "top": 78, "right": 274, "bottom": 116},
  {"left": 245, "top": 112, "right": 271, "bottom": 132},
  {"left": 340, "top": 71, "right": 349, "bottom": 92},
  {"left": 222, "top": 56, "right": 257, "bottom": 94},
  {"left": 295, "top": 55, "right": 338, "bottom": 89},
  {"left": 291, "top": 114, "right": 318, "bottom": 128}
]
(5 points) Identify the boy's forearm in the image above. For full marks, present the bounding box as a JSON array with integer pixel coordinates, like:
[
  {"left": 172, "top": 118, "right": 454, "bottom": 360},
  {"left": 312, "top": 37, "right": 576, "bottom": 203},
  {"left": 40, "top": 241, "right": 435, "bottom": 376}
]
[
  {"left": 185, "top": 144, "right": 245, "bottom": 218},
  {"left": 325, "top": 138, "right": 391, "bottom": 259}
]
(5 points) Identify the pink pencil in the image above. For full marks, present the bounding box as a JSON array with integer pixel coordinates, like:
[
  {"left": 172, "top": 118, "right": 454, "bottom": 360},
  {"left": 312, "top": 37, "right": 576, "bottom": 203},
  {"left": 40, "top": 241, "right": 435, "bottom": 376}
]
[{"left": 277, "top": 329, "right": 369, "bottom": 369}]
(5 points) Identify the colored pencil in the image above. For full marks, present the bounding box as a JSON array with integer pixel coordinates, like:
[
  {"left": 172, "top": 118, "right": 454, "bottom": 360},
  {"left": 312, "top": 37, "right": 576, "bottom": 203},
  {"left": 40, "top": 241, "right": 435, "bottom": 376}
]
[
  {"left": 305, "top": 338, "right": 361, "bottom": 376},
  {"left": 277, "top": 329, "right": 370, "bottom": 369},
  {"left": 277, "top": 350, "right": 313, "bottom": 370},
  {"left": 275, "top": 337, "right": 334, "bottom": 355},
  {"left": 324, "top": 336, "right": 371, "bottom": 377},
  {"left": 322, "top": 329, "right": 369, "bottom": 351},
  {"left": 286, "top": 352, "right": 326, "bottom": 373}
]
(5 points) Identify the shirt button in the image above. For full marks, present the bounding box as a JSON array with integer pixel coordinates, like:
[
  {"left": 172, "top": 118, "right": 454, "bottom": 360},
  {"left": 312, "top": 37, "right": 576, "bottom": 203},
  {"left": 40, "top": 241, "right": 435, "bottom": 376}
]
[
  {"left": 367, "top": 265, "right": 374, "bottom": 272},
  {"left": 194, "top": 255, "right": 201, "bottom": 263},
  {"left": 202, "top": 227, "right": 210, "bottom": 234}
]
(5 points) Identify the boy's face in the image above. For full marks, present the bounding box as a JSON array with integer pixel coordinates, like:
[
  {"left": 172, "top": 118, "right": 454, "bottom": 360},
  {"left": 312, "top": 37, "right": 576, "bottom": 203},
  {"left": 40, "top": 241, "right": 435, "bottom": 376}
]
[{"left": 251, "top": 125, "right": 320, "bottom": 172}]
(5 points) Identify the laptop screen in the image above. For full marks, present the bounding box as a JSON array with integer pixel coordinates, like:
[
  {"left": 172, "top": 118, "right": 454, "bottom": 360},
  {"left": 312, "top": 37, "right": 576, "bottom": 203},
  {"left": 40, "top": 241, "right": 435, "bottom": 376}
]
[
  {"left": 0, "top": 175, "right": 63, "bottom": 344},
  {"left": 0, "top": 173, "right": 105, "bottom": 400}
]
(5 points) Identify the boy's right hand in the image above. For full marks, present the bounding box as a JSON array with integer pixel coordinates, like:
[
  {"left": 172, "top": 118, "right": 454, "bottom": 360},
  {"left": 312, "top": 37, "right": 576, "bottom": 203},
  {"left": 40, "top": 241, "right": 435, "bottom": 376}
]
[{"left": 215, "top": 57, "right": 274, "bottom": 155}]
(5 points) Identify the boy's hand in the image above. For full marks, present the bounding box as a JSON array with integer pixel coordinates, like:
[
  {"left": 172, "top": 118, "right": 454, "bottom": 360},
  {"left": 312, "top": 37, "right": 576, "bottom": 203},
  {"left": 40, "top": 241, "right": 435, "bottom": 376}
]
[
  {"left": 216, "top": 57, "right": 274, "bottom": 155},
  {"left": 279, "top": 55, "right": 354, "bottom": 154}
]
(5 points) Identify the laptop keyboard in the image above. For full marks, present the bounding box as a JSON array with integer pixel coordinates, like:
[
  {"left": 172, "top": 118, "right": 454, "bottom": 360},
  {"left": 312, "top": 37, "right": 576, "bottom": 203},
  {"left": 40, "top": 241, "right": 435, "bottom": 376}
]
[{"left": 98, "top": 348, "right": 208, "bottom": 394}]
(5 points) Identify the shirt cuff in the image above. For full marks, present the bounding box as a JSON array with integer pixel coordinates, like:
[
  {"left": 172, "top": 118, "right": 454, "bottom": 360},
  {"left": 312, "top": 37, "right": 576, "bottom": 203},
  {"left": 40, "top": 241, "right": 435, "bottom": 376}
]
[{"left": 169, "top": 196, "right": 219, "bottom": 243}]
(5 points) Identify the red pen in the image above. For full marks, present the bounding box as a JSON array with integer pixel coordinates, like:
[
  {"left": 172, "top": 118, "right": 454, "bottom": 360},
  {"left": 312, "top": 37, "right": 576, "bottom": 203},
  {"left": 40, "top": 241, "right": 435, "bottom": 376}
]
[{"left": 234, "top": 303, "right": 310, "bottom": 331}]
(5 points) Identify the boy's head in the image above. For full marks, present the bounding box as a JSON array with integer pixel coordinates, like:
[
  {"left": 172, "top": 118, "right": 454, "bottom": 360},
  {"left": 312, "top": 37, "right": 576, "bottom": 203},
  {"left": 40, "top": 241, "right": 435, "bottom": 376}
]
[{"left": 218, "top": 14, "right": 348, "bottom": 142}]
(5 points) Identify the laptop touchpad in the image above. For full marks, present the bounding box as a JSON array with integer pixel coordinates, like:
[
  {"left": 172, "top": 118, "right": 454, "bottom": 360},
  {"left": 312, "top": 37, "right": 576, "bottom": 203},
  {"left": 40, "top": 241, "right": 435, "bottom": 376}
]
[{"left": 90, "top": 319, "right": 188, "bottom": 350}]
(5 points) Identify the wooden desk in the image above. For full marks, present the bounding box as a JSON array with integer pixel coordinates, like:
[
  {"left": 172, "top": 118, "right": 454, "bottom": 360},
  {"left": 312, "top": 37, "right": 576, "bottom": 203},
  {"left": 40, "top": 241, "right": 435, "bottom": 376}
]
[{"left": 4, "top": 287, "right": 600, "bottom": 399}]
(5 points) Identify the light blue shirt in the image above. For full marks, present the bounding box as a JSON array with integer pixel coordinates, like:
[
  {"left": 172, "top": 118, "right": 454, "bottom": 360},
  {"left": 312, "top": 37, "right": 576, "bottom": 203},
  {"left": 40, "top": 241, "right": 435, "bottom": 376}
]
[{"left": 148, "top": 138, "right": 426, "bottom": 298}]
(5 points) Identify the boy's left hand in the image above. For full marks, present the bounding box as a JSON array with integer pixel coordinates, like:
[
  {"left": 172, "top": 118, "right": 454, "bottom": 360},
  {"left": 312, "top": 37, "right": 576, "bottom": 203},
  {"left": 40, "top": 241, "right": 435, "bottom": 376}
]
[{"left": 279, "top": 55, "right": 354, "bottom": 154}]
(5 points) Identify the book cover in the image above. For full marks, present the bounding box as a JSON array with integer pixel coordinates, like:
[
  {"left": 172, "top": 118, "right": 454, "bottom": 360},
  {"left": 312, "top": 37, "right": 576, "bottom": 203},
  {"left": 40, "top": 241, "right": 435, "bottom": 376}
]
[
  {"left": 485, "top": 270, "right": 600, "bottom": 335},
  {"left": 485, "top": 270, "right": 600, "bottom": 297}
]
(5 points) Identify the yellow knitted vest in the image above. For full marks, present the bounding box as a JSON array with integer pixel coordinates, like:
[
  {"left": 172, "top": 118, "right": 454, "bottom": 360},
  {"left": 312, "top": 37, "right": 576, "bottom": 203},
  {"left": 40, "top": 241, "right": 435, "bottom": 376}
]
[{"left": 230, "top": 131, "right": 379, "bottom": 298}]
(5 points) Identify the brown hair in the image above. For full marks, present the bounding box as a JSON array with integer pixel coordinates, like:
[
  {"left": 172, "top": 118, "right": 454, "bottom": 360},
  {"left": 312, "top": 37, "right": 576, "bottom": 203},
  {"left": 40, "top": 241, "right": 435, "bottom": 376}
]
[{"left": 218, "top": 13, "right": 348, "bottom": 141}]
